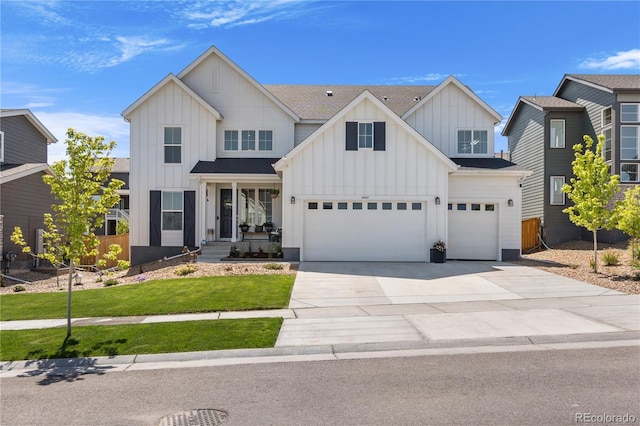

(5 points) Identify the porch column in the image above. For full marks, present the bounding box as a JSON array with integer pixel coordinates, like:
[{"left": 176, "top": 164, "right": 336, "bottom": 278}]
[
  {"left": 198, "top": 180, "right": 206, "bottom": 246},
  {"left": 231, "top": 181, "right": 238, "bottom": 242}
]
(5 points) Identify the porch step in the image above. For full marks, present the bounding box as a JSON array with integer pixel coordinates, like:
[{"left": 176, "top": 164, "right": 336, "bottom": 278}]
[{"left": 199, "top": 242, "right": 234, "bottom": 262}]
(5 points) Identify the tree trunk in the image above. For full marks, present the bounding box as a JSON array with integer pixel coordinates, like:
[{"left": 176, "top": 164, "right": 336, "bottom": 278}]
[
  {"left": 593, "top": 231, "right": 598, "bottom": 274},
  {"left": 66, "top": 258, "right": 73, "bottom": 337}
]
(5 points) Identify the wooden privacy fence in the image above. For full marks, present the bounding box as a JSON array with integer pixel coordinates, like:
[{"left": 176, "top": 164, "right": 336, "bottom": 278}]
[
  {"left": 79, "top": 234, "right": 129, "bottom": 268},
  {"left": 522, "top": 218, "right": 541, "bottom": 253}
]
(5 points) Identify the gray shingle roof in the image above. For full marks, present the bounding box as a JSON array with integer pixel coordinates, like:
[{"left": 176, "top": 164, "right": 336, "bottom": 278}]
[
  {"left": 522, "top": 96, "right": 584, "bottom": 110},
  {"left": 264, "top": 85, "right": 436, "bottom": 120},
  {"left": 190, "top": 158, "right": 279, "bottom": 175},
  {"left": 566, "top": 74, "right": 640, "bottom": 90}
]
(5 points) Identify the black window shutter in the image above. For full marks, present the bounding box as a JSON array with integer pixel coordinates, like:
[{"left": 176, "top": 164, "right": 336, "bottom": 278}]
[
  {"left": 374, "top": 122, "right": 386, "bottom": 151},
  {"left": 183, "top": 191, "right": 196, "bottom": 248},
  {"left": 346, "top": 121, "right": 358, "bottom": 151},
  {"left": 149, "top": 191, "right": 161, "bottom": 247}
]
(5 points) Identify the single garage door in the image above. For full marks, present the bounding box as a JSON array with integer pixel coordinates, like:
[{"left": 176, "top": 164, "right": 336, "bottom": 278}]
[
  {"left": 448, "top": 202, "right": 498, "bottom": 260},
  {"left": 304, "top": 200, "right": 426, "bottom": 261}
]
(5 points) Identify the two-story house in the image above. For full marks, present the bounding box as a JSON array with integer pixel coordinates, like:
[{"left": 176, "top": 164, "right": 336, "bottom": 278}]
[
  {"left": 123, "top": 46, "right": 530, "bottom": 266},
  {"left": 0, "top": 109, "right": 57, "bottom": 269},
  {"left": 503, "top": 74, "right": 640, "bottom": 246}
]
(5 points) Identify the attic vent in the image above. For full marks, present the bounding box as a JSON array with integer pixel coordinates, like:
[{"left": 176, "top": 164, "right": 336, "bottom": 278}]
[
  {"left": 413, "top": 96, "right": 421, "bottom": 102},
  {"left": 382, "top": 96, "right": 389, "bottom": 101},
  {"left": 326, "top": 90, "right": 333, "bottom": 96}
]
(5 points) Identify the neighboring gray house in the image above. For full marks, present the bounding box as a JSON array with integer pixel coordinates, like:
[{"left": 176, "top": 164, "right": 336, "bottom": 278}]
[
  {"left": 95, "top": 157, "right": 130, "bottom": 235},
  {"left": 503, "top": 74, "right": 640, "bottom": 246},
  {"left": 0, "top": 109, "right": 57, "bottom": 268}
]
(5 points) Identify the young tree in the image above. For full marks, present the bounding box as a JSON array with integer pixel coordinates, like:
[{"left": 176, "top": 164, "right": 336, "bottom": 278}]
[
  {"left": 11, "top": 129, "right": 128, "bottom": 337},
  {"left": 615, "top": 185, "right": 640, "bottom": 259},
  {"left": 562, "top": 135, "right": 620, "bottom": 273}
]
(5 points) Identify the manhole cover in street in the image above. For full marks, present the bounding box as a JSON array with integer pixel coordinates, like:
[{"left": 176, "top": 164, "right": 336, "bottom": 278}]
[{"left": 159, "top": 409, "right": 228, "bottom": 426}]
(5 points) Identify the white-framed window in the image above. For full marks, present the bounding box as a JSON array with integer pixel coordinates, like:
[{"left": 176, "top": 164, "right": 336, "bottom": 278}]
[
  {"left": 602, "top": 107, "right": 612, "bottom": 127},
  {"left": 242, "top": 130, "right": 256, "bottom": 151},
  {"left": 621, "top": 126, "right": 639, "bottom": 160},
  {"left": 162, "top": 191, "right": 183, "bottom": 231},
  {"left": 358, "top": 122, "right": 373, "bottom": 149},
  {"left": 164, "top": 127, "right": 182, "bottom": 164},
  {"left": 0, "top": 131, "right": 4, "bottom": 163},
  {"left": 240, "top": 188, "right": 273, "bottom": 225},
  {"left": 550, "top": 176, "right": 565, "bottom": 205},
  {"left": 550, "top": 120, "right": 565, "bottom": 148},
  {"left": 224, "top": 130, "right": 238, "bottom": 151},
  {"left": 457, "top": 130, "right": 488, "bottom": 154},
  {"left": 621, "top": 164, "right": 639, "bottom": 182},
  {"left": 258, "top": 130, "right": 273, "bottom": 151},
  {"left": 603, "top": 128, "right": 612, "bottom": 162},
  {"left": 621, "top": 104, "right": 640, "bottom": 123}
]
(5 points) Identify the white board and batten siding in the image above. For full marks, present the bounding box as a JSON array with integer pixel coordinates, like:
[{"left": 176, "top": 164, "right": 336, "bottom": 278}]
[
  {"left": 404, "top": 82, "right": 498, "bottom": 158},
  {"left": 281, "top": 97, "right": 450, "bottom": 261},
  {"left": 448, "top": 174, "right": 523, "bottom": 261},
  {"left": 179, "top": 52, "right": 297, "bottom": 158},
  {"left": 128, "top": 80, "right": 218, "bottom": 247}
]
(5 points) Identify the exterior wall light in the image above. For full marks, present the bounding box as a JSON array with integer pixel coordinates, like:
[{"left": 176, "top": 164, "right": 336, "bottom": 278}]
[
  {"left": 435, "top": 196, "right": 441, "bottom": 205},
  {"left": 290, "top": 196, "right": 296, "bottom": 204},
  {"left": 508, "top": 199, "right": 514, "bottom": 207}
]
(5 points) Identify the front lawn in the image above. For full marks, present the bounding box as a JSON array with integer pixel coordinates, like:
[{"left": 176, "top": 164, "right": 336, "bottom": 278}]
[
  {"left": 0, "top": 275, "right": 295, "bottom": 321},
  {"left": 0, "top": 318, "right": 282, "bottom": 361}
]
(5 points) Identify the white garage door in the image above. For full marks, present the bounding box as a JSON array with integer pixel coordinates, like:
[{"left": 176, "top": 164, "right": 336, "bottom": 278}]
[
  {"left": 304, "top": 200, "right": 426, "bottom": 261},
  {"left": 448, "top": 202, "right": 499, "bottom": 260}
]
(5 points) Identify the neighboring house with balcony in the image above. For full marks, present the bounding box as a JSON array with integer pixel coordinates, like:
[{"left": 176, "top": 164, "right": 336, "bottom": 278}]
[
  {"left": 503, "top": 74, "right": 640, "bottom": 246},
  {"left": 122, "top": 45, "right": 530, "bottom": 266},
  {"left": 0, "top": 109, "right": 57, "bottom": 268},
  {"left": 94, "top": 157, "right": 130, "bottom": 235}
]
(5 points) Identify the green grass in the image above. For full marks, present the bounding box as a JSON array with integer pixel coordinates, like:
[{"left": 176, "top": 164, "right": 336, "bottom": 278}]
[
  {"left": 0, "top": 275, "right": 295, "bottom": 321},
  {"left": 0, "top": 318, "right": 282, "bottom": 361}
]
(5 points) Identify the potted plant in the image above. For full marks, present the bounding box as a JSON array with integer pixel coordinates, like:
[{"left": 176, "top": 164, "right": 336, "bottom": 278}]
[
  {"left": 263, "top": 221, "right": 274, "bottom": 232},
  {"left": 430, "top": 240, "right": 446, "bottom": 263},
  {"left": 269, "top": 189, "right": 280, "bottom": 199},
  {"left": 239, "top": 222, "right": 249, "bottom": 232},
  {"left": 254, "top": 224, "right": 264, "bottom": 232}
]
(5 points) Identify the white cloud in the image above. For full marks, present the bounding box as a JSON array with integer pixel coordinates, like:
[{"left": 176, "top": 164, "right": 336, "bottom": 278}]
[
  {"left": 387, "top": 73, "right": 455, "bottom": 84},
  {"left": 182, "top": 0, "right": 313, "bottom": 28},
  {"left": 33, "top": 112, "right": 130, "bottom": 163},
  {"left": 1, "top": 81, "right": 66, "bottom": 109},
  {"left": 580, "top": 49, "right": 640, "bottom": 70}
]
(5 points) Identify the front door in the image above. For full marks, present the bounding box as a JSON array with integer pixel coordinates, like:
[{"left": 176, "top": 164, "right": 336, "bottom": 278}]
[{"left": 220, "top": 189, "right": 233, "bottom": 238}]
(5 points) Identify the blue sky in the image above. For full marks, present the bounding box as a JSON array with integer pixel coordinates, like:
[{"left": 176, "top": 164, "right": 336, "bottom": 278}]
[{"left": 2, "top": 1, "right": 639, "bottom": 163}]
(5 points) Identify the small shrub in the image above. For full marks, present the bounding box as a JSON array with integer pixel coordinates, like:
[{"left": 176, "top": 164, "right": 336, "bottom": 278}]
[
  {"left": 104, "top": 279, "right": 119, "bottom": 287},
  {"left": 632, "top": 243, "right": 640, "bottom": 260},
  {"left": 602, "top": 250, "right": 620, "bottom": 266},
  {"left": 589, "top": 259, "right": 595, "bottom": 271},
  {"left": 13, "top": 285, "right": 26, "bottom": 292},
  {"left": 264, "top": 263, "right": 284, "bottom": 270},
  {"left": 95, "top": 277, "right": 103, "bottom": 283},
  {"left": 174, "top": 264, "right": 198, "bottom": 276},
  {"left": 135, "top": 274, "right": 147, "bottom": 282}
]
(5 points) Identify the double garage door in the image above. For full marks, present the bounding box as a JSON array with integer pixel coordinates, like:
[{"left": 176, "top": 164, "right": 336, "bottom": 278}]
[
  {"left": 447, "top": 202, "right": 499, "bottom": 260},
  {"left": 304, "top": 200, "right": 426, "bottom": 261}
]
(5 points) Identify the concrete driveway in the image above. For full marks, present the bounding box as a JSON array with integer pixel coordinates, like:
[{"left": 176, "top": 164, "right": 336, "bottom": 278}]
[{"left": 276, "top": 261, "right": 640, "bottom": 347}]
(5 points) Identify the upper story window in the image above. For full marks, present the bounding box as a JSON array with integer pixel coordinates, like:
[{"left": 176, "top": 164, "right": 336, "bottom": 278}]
[
  {"left": 621, "top": 104, "right": 640, "bottom": 123},
  {"left": 242, "top": 130, "right": 256, "bottom": 151},
  {"left": 457, "top": 130, "right": 487, "bottom": 154},
  {"left": 346, "top": 121, "right": 386, "bottom": 151},
  {"left": 550, "top": 176, "right": 565, "bottom": 205},
  {"left": 224, "top": 130, "right": 238, "bottom": 151},
  {"left": 603, "top": 128, "right": 612, "bottom": 162},
  {"left": 358, "top": 122, "right": 373, "bottom": 149},
  {"left": 259, "top": 131, "right": 273, "bottom": 151},
  {"left": 550, "top": 120, "right": 565, "bottom": 148},
  {"left": 164, "top": 127, "right": 181, "bottom": 164},
  {"left": 621, "top": 126, "right": 639, "bottom": 160},
  {"left": 225, "top": 129, "right": 273, "bottom": 151},
  {"left": 162, "top": 191, "right": 183, "bottom": 231},
  {"left": 0, "top": 131, "right": 4, "bottom": 163},
  {"left": 602, "top": 107, "right": 612, "bottom": 127}
]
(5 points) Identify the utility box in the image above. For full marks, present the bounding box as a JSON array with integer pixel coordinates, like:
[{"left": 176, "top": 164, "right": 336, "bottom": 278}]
[{"left": 35, "top": 228, "right": 44, "bottom": 254}]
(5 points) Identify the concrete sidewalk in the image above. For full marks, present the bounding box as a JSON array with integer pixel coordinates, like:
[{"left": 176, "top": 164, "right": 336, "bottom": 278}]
[{"left": 1, "top": 261, "right": 639, "bottom": 376}]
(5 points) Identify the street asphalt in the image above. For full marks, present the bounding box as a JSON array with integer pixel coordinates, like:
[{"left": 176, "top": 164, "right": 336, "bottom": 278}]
[{"left": 1, "top": 261, "right": 639, "bottom": 377}]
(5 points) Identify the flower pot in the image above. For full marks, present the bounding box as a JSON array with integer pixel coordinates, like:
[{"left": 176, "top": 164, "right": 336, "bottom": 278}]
[{"left": 430, "top": 248, "right": 446, "bottom": 263}]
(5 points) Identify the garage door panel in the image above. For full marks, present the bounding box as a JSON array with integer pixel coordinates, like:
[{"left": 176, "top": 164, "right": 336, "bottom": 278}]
[
  {"left": 448, "top": 203, "right": 498, "bottom": 260},
  {"left": 304, "top": 202, "right": 426, "bottom": 261}
]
